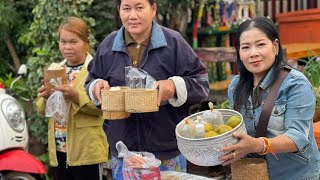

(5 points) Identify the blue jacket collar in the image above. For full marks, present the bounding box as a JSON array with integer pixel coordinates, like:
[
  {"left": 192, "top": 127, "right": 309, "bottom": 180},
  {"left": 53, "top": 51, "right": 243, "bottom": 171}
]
[
  {"left": 259, "top": 67, "right": 275, "bottom": 90},
  {"left": 112, "top": 21, "right": 167, "bottom": 51}
]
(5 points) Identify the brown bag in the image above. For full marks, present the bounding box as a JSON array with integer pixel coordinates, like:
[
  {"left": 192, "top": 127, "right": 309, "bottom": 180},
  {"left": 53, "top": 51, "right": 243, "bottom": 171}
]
[{"left": 44, "top": 67, "right": 68, "bottom": 92}]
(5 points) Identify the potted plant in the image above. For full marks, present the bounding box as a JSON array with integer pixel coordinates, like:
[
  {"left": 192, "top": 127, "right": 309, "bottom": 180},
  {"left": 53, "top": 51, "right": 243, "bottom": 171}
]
[{"left": 301, "top": 55, "right": 320, "bottom": 122}]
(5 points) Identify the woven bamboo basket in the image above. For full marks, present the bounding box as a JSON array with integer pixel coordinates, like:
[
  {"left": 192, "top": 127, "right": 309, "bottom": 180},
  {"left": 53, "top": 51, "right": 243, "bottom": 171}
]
[
  {"left": 124, "top": 89, "right": 159, "bottom": 113},
  {"left": 102, "top": 111, "right": 130, "bottom": 120},
  {"left": 101, "top": 87, "right": 128, "bottom": 111},
  {"left": 231, "top": 158, "right": 269, "bottom": 180},
  {"left": 101, "top": 87, "right": 130, "bottom": 120}
]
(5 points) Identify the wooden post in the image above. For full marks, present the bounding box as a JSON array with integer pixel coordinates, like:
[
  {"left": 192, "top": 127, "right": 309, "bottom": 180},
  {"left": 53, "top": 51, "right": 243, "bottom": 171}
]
[
  {"left": 307, "top": 0, "right": 316, "bottom": 9},
  {"left": 280, "top": 0, "right": 283, "bottom": 13},
  {"left": 272, "top": 0, "right": 276, "bottom": 22},
  {"left": 288, "top": 0, "right": 292, "bottom": 12},
  {"left": 295, "top": 0, "right": 299, "bottom": 11},
  {"left": 263, "top": 0, "right": 269, "bottom": 17}
]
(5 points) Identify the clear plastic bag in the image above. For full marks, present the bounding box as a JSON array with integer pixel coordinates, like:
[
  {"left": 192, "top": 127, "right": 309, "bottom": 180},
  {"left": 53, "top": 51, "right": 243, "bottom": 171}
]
[
  {"left": 116, "top": 141, "right": 161, "bottom": 180},
  {"left": 177, "top": 117, "right": 196, "bottom": 138},
  {"left": 202, "top": 102, "right": 224, "bottom": 129},
  {"left": 125, "top": 66, "right": 157, "bottom": 89},
  {"left": 45, "top": 77, "right": 69, "bottom": 127}
]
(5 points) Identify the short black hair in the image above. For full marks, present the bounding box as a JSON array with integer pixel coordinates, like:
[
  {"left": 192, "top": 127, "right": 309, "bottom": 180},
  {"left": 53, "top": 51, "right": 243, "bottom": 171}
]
[
  {"left": 115, "top": 0, "right": 156, "bottom": 6},
  {"left": 114, "top": 0, "right": 156, "bottom": 28}
]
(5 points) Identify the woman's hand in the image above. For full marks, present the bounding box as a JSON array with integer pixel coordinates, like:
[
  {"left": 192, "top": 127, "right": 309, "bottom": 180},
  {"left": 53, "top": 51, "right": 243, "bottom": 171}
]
[
  {"left": 55, "top": 85, "right": 79, "bottom": 103},
  {"left": 37, "top": 82, "right": 51, "bottom": 100},
  {"left": 156, "top": 79, "right": 176, "bottom": 106},
  {"left": 93, "top": 80, "right": 110, "bottom": 103},
  {"left": 218, "top": 132, "right": 264, "bottom": 166}
]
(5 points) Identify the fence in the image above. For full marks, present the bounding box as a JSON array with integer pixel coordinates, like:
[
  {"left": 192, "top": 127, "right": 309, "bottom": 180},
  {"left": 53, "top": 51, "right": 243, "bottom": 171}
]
[{"left": 256, "top": 0, "right": 320, "bottom": 22}]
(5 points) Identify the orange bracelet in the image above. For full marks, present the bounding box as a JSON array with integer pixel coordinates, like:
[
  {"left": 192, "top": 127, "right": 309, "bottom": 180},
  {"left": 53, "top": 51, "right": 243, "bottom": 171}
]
[{"left": 258, "top": 137, "right": 278, "bottom": 160}]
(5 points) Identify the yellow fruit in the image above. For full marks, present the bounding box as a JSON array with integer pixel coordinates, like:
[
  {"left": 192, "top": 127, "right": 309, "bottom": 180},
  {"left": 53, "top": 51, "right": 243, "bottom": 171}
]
[
  {"left": 227, "top": 115, "right": 241, "bottom": 128},
  {"left": 204, "top": 123, "right": 214, "bottom": 132},
  {"left": 204, "top": 131, "right": 219, "bottom": 138},
  {"left": 217, "top": 124, "right": 233, "bottom": 134}
]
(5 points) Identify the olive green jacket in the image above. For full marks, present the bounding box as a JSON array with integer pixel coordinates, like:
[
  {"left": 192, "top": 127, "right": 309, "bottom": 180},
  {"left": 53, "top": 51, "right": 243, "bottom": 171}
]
[{"left": 36, "top": 54, "right": 109, "bottom": 167}]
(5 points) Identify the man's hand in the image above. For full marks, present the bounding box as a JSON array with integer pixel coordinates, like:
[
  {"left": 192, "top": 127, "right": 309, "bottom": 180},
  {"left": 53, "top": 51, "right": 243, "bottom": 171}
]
[
  {"left": 156, "top": 79, "right": 176, "bottom": 106},
  {"left": 94, "top": 80, "right": 110, "bottom": 103}
]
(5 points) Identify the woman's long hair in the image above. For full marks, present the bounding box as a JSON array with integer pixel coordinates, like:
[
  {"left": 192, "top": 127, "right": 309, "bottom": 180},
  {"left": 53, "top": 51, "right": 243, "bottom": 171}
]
[{"left": 233, "top": 17, "right": 286, "bottom": 112}]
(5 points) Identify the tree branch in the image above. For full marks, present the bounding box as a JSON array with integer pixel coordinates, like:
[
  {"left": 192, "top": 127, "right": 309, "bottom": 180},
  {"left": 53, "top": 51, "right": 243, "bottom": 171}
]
[{"left": 3, "top": 31, "right": 21, "bottom": 71}]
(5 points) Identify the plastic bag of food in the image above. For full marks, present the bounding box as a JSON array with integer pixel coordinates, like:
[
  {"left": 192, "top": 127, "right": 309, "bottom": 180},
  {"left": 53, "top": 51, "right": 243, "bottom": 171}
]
[
  {"left": 116, "top": 141, "right": 161, "bottom": 180},
  {"left": 125, "top": 66, "right": 157, "bottom": 89},
  {"left": 45, "top": 77, "right": 69, "bottom": 127},
  {"left": 202, "top": 102, "right": 224, "bottom": 129},
  {"left": 177, "top": 117, "right": 196, "bottom": 138}
]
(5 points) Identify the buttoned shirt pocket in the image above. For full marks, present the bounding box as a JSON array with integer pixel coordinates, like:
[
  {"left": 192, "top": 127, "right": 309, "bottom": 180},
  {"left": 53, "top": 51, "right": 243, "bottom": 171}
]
[{"left": 267, "top": 104, "right": 286, "bottom": 135}]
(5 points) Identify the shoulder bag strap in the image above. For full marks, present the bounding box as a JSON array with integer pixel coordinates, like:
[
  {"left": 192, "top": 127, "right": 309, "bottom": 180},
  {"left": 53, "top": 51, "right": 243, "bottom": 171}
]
[{"left": 255, "top": 69, "right": 290, "bottom": 138}]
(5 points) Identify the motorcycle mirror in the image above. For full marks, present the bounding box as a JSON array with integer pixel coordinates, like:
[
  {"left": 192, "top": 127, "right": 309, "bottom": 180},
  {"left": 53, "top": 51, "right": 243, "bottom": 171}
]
[
  {"left": 10, "top": 64, "right": 28, "bottom": 90},
  {"left": 18, "top": 64, "right": 27, "bottom": 76}
]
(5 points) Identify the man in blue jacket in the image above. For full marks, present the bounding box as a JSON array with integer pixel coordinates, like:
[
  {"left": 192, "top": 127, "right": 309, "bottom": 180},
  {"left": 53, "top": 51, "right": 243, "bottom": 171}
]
[{"left": 85, "top": 0, "right": 209, "bottom": 178}]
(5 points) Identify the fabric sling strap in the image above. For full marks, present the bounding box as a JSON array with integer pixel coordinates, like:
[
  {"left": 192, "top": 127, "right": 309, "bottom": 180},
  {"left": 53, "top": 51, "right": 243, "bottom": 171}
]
[{"left": 255, "top": 69, "right": 290, "bottom": 138}]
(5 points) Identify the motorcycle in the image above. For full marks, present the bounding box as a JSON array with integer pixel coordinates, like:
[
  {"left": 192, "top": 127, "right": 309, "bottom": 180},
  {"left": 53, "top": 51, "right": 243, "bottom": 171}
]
[{"left": 0, "top": 65, "right": 47, "bottom": 180}]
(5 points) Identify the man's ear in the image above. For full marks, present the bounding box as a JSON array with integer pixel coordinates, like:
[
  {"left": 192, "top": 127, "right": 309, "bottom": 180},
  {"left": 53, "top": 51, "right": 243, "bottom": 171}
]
[{"left": 152, "top": 3, "right": 157, "bottom": 16}]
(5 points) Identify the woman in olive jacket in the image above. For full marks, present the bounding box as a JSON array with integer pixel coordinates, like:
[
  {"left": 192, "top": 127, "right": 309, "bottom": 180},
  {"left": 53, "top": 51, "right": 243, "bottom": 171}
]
[{"left": 36, "top": 17, "right": 108, "bottom": 180}]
